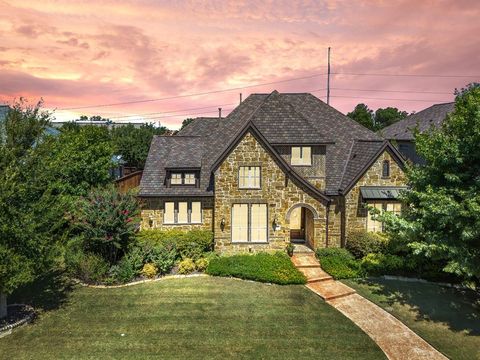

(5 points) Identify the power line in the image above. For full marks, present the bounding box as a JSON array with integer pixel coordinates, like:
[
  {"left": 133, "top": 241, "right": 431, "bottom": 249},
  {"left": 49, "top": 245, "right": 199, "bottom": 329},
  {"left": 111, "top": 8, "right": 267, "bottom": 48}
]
[
  {"left": 117, "top": 108, "right": 235, "bottom": 122},
  {"left": 332, "top": 72, "right": 479, "bottom": 78},
  {"left": 331, "top": 87, "right": 452, "bottom": 95},
  {"left": 107, "top": 103, "right": 237, "bottom": 119},
  {"left": 57, "top": 72, "right": 328, "bottom": 111},
  {"left": 330, "top": 95, "right": 452, "bottom": 102}
]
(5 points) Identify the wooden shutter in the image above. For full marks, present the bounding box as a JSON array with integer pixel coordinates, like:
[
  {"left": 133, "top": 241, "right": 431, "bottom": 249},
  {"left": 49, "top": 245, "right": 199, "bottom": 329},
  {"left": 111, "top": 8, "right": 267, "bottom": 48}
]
[
  {"left": 178, "top": 202, "right": 188, "bottom": 223},
  {"left": 191, "top": 202, "right": 202, "bottom": 223},
  {"left": 250, "top": 204, "right": 267, "bottom": 242},
  {"left": 232, "top": 204, "right": 249, "bottom": 242},
  {"left": 164, "top": 202, "right": 175, "bottom": 224}
]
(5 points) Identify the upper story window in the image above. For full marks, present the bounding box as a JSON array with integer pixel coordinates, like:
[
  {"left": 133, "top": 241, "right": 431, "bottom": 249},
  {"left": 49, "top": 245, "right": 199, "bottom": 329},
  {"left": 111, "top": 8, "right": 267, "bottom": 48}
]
[
  {"left": 291, "top": 146, "right": 312, "bottom": 166},
  {"left": 238, "top": 166, "right": 261, "bottom": 189},
  {"left": 382, "top": 160, "right": 390, "bottom": 178},
  {"left": 168, "top": 171, "right": 198, "bottom": 186}
]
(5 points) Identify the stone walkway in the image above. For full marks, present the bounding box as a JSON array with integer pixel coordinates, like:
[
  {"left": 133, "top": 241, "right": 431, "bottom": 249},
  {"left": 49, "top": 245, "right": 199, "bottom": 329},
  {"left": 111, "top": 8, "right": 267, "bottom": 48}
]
[{"left": 291, "top": 251, "right": 447, "bottom": 360}]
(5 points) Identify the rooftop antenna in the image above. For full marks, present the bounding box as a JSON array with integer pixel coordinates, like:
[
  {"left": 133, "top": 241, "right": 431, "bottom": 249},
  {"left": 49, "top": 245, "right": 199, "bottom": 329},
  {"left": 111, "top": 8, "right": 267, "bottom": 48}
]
[{"left": 327, "top": 47, "right": 331, "bottom": 105}]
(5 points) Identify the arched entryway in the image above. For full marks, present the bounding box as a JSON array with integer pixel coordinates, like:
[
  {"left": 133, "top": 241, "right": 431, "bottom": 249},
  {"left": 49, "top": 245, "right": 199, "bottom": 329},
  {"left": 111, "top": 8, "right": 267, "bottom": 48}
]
[{"left": 286, "top": 204, "right": 318, "bottom": 249}]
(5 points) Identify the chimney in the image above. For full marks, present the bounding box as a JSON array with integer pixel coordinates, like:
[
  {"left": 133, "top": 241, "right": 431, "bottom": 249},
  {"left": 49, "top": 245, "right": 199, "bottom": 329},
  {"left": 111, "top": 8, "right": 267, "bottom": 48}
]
[
  {"left": 218, "top": 107, "right": 222, "bottom": 118},
  {"left": 239, "top": 93, "right": 243, "bottom": 104}
]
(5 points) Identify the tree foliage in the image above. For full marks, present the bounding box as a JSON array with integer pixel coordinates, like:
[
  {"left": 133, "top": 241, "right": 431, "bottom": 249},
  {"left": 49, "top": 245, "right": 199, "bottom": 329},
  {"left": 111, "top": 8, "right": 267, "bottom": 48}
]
[
  {"left": 382, "top": 83, "right": 480, "bottom": 283},
  {"left": 111, "top": 123, "right": 167, "bottom": 169},
  {"left": 180, "top": 118, "right": 195, "bottom": 130},
  {"left": 0, "top": 101, "right": 61, "bottom": 296},
  {"left": 347, "top": 104, "right": 408, "bottom": 131}
]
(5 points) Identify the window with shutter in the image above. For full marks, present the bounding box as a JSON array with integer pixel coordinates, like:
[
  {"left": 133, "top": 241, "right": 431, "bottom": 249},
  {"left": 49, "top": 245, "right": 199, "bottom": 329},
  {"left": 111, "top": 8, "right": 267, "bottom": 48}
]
[
  {"left": 191, "top": 202, "right": 202, "bottom": 223},
  {"left": 291, "top": 146, "right": 312, "bottom": 166},
  {"left": 164, "top": 202, "right": 175, "bottom": 224}
]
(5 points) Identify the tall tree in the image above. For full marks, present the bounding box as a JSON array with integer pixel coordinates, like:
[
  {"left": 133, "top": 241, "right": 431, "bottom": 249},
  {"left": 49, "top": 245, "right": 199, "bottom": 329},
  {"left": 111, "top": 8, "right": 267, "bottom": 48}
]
[
  {"left": 111, "top": 123, "right": 167, "bottom": 169},
  {"left": 0, "top": 101, "right": 61, "bottom": 318},
  {"left": 383, "top": 83, "right": 480, "bottom": 283},
  {"left": 374, "top": 107, "right": 408, "bottom": 129},
  {"left": 180, "top": 118, "right": 195, "bottom": 130},
  {"left": 347, "top": 104, "right": 375, "bottom": 130}
]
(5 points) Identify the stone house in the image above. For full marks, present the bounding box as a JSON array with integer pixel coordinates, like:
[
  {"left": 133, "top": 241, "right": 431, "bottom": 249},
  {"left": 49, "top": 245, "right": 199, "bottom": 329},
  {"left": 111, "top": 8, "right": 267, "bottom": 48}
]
[{"left": 139, "top": 91, "right": 407, "bottom": 253}]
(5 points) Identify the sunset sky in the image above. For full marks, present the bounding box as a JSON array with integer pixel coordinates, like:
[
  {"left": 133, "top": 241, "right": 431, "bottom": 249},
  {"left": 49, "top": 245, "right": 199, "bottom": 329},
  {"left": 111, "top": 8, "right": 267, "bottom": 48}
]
[{"left": 0, "top": 0, "right": 479, "bottom": 129}]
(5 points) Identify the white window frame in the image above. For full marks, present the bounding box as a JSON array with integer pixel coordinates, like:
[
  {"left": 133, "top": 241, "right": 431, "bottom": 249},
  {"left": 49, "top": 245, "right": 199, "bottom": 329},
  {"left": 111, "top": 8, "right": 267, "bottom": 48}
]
[
  {"left": 238, "top": 166, "right": 261, "bottom": 189},
  {"left": 171, "top": 173, "right": 183, "bottom": 185},
  {"left": 184, "top": 173, "right": 196, "bottom": 185},
  {"left": 291, "top": 146, "right": 312, "bottom": 166}
]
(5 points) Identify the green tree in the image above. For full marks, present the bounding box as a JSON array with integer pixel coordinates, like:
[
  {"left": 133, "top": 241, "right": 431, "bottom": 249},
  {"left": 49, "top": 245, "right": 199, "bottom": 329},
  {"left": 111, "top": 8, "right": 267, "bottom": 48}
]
[
  {"left": 0, "top": 101, "right": 61, "bottom": 318},
  {"left": 111, "top": 123, "right": 167, "bottom": 169},
  {"left": 374, "top": 107, "right": 408, "bottom": 129},
  {"left": 347, "top": 104, "right": 374, "bottom": 130},
  {"left": 47, "top": 125, "right": 115, "bottom": 197},
  {"left": 382, "top": 83, "right": 480, "bottom": 283},
  {"left": 180, "top": 118, "right": 195, "bottom": 130}
]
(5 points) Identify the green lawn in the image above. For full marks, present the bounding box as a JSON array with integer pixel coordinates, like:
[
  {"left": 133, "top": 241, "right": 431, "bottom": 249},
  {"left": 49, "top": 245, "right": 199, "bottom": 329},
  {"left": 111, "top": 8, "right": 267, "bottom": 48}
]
[
  {"left": 1, "top": 276, "right": 385, "bottom": 360},
  {"left": 344, "top": 278, "right": 480, "bottom": 360}
]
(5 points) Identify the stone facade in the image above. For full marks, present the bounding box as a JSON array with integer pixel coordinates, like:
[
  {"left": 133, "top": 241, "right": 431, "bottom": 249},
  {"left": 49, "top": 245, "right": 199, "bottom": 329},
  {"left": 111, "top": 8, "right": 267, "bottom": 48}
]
[
  {"left": 344, "top": 151, "right": 406, "bottom": 239},
  {"left": 140, "top": 197, "right": 213, "bottom": 231},
  {"left": 214, "top": 132, "right": 327, "bottom": 254}
]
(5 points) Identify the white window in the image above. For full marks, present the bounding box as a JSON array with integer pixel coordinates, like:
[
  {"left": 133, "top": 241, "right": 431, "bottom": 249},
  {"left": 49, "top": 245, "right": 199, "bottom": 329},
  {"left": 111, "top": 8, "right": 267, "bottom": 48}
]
[
  {"left": 171, "top": 173, "right": 182, "bottom": 185},
  {"left": 367, "top": 202, "right": 402, "bottom": 232},
  {"left": 387, "top": 202, "right": 402, "bottom": 216},
  {"left": 291, "top": 146, "right": 311, "bottom": 166},
  {"left": 191, "top": 202, "right": 202, "bottom": 223},
  {"left": 232, "top": 203, "right": 268, "bottom": 242},
  {"left": 232, "top": 204, "right": 249, "bottom": 242},
  {"left": 367, "top": 203, "right": 383, "bottom": 232},
  {"left": 184, "top": 173, "right": 196, "bottom": 185},
  {"left": 178, "top": 202, "right": 188, "bottom": 223},
  {"left": 164, "top": 202, "right": 175, "bottom": 224},
  {"left": 238, "top": 166, "right": 260, "bottom": 189},
  {"left": 250, "top": 204, "right": 267, "bottom": 242}
]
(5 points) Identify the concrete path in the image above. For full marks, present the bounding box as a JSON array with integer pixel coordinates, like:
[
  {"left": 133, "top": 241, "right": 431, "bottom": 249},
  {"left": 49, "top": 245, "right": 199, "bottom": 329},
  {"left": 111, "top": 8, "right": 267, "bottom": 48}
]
[{"left": 291, "top": 251, "right": 447, "bottom": 360}]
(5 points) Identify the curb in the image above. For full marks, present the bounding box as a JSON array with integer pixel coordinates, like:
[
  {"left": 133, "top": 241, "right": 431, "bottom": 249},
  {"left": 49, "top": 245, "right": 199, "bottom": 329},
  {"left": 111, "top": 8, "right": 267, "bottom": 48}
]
[
  {"left": 74, "top": 273, "right": 209, "bottom": 289},
  {"left": 0, "top": 304, "right": 35, "bottom": 338}
]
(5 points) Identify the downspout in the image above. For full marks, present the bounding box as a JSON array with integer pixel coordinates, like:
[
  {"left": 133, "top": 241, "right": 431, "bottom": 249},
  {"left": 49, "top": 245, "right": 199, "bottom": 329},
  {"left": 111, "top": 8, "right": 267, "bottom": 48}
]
[{"left": 325, "top": 200, "right": 331, "bottom": 248}]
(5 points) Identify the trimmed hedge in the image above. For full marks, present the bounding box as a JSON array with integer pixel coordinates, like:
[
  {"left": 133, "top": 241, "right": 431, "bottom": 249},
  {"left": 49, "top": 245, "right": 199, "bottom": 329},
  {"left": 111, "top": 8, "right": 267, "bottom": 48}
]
[
  {"left": 346, "top": 230, "right": 388, "bottom": 259},
  {"left": 136, "top": 229, "right": 214, "bottom": 260},
  {"left": 206, "top": 252, "right": 307, "bottom": 285},
  {"left": 316, "top": 248, "right": 363, "bottom": 279}
]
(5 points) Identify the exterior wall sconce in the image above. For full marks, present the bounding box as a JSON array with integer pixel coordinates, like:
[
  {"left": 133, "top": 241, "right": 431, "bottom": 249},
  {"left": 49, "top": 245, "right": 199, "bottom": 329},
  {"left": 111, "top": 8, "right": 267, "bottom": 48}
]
[
  {"left": 220, "top": 217, "right": 226, "bottom": 231},
  {"left": 272, "top": 217, "right": 280, "bottom": 231}
]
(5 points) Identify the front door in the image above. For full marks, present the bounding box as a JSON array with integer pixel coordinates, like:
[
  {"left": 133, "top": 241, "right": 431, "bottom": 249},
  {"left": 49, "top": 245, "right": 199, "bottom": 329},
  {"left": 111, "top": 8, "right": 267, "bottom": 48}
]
[{"left": 290, "top": 207, "right": 305, "bottom": 240}]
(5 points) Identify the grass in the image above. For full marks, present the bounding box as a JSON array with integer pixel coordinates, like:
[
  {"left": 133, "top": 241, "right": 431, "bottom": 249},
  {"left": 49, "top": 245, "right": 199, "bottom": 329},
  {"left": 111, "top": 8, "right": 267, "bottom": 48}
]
[
  {"left": 344, "top": 278, "right": 480, "bottom": 360},
  {"left": 206, "top": 252, "right": 307, "bottom": 284},
  {"left": 1, "top": 276, "right": 385, "bottom": 359}
]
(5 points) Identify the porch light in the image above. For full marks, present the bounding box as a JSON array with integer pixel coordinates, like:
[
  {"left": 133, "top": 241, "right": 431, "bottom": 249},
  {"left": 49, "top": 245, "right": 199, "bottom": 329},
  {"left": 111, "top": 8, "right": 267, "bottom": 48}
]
[
  {"left": 272, "top": 217, "right": 278, "bottom": 230},
  {"left": 220, "top": 217, "right": 226, "bottom": 231}
]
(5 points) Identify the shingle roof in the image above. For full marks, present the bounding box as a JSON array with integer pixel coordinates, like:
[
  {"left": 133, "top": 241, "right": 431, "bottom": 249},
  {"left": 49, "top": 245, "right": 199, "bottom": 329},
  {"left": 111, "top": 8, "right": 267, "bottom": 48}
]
[
  {"left": 139, "top": 91, "right": 400, "bottom": 198},
  {"left": 380, "top": 102, "right": 454, "bottom": 140}
]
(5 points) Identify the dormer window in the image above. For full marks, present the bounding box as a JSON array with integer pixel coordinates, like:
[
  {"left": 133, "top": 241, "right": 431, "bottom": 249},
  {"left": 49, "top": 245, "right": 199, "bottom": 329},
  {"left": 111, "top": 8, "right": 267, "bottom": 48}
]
[
  {"left": 291, "top": 146, "right": 311, "bottom": 166},
  {"left": 167, "top": 170, "right": 199, "bottom": 186}
]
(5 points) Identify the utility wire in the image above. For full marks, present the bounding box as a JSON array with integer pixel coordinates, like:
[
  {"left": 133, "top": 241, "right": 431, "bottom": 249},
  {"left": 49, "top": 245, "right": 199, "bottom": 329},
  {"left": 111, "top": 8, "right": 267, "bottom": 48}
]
[
  {"left": 331, "top": 87, "right": 452, "bottom": 95},
  {"left": 330, "top": 95, "right": 452, "bottom": 102},
  {"left": 332, "top": 72, "right": 479, "bottom": 78},
  {"left": 57, "top": 72, "right": 328, "bottom": 110},
  {"left": 107, "top": 103, "right": 236, "bottom": 119}
]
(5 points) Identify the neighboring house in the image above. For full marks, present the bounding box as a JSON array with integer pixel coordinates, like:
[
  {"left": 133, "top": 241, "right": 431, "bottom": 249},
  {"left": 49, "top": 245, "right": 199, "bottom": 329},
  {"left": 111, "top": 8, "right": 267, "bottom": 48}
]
[
  {"left": 380, "top": 102, "right": 454, "bottom": 164},
  {"left": 139, "top": 91, "right": 407, "bottom": 253},
  {"left": 51, "top": 120, "right": 153, "bottom": 129}
]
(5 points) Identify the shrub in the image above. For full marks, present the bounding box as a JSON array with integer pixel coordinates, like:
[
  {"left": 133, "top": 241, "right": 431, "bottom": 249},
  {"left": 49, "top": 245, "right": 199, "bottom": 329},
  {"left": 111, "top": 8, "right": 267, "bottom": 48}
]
[
  {"left": 136, "top": 229, "right": 213, "bottom": 260},
  {"left": 143, "top": 243, "right": 177, "bottom": 275},
  {"left": 195, "top": 257, "right": 209, "bottom": 272},
  {"left": 74, "top": 252, "right": 109, "bottom": 283},
  {"left": 178, "top": 258, "right": 196, "bottom": 274},
  {"left": 346, "top": 230, "right": 388, "bottom": 259},
  {"left": 141, "top": 263, "right": 158, "bottom": 278},
  {"left": 109, "top": 256, "right": 136, "bottom": 283},
  {"left": 316, "top": 248, "right": 363, "bottom": 279},
  {"left": 361, "top": 253, "right": 404, "bottom": 276},
  {"left": 72, "top": 186, "right": 141, "bottom": 264},
  {"left": 206, "top": 252, "right": 307, "bottom": 285}
]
